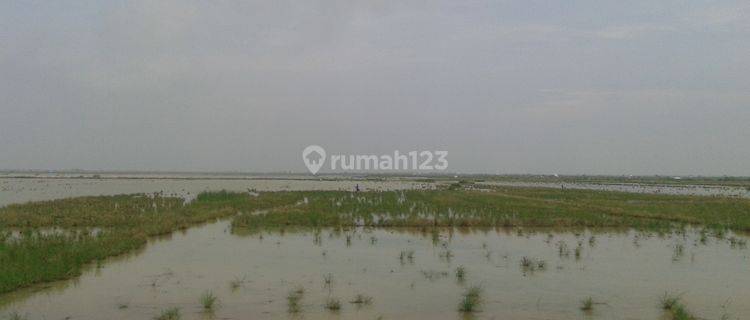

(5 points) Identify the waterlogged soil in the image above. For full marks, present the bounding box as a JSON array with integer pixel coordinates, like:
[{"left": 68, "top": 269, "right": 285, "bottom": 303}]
[{"left": 2, "top": 221, "right": 748, "bottom": 320}]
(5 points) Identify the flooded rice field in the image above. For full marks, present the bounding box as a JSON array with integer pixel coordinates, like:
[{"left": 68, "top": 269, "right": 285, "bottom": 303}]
[
  {"left": 2, "top": 178, "right": 750, "bottom": 319},
  {"left": 2, "top": 220, "right": 749, "bottom": 320}
]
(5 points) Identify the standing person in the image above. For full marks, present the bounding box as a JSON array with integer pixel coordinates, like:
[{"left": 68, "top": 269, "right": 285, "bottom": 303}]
[{"left": 355, "top": 184, "right": 360, "bottom": 192}]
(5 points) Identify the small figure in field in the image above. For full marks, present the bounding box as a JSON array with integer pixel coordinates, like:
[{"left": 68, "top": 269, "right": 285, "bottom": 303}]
[{"left": 355, "top": 184, "right": 360, "bottom": 192}]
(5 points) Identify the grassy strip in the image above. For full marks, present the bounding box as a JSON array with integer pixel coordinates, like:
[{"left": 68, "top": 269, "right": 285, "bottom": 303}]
[
  {"left": 0, "top": 231, "right": 145, "bottom": 293},
  {"left": 0, "top": 191, "right": 300, "bottom": 294},
  {"left": 231, "top": 188, "right": 750, "bottom": 230}
]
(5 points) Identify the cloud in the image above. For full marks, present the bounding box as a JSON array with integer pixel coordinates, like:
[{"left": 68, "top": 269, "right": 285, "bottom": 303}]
[{"left": 0, "top": 0, "right": 748, "bottom": 175}]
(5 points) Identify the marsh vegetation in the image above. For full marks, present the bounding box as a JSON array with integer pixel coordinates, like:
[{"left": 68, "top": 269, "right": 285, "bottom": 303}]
[
  {"left": 1, "top": 186, "right": 749, "bottom": 319},
  {"left": 458, "top": 285, "right": 483, "bottom": 313}
]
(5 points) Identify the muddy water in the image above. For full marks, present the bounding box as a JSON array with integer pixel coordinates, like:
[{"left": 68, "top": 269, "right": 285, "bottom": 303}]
[
  {"left": 0, "top": 178, "right": 440, "bottom": 207},
  {"left": 480, "top": 181, "right": 750, "bottom": 198},
  {"left": 2, "top": 221, "right": 748, "bottom": 320}
]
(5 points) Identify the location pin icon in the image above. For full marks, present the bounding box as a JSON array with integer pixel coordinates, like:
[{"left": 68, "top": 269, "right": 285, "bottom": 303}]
[{"left": 302, "top": 145, "right": 326, "bottom": 175}]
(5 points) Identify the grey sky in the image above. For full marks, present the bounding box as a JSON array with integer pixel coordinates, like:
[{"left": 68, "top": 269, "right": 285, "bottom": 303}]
[{"left": 1, "top": 1, "right": 748, "bottom": 175}]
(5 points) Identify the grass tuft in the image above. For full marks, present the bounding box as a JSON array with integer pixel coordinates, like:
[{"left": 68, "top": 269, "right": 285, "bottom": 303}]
[
  {"left": 154, "top": 307, "right": 180, "bottom": 320},
  {"left": 200, "top": 290, "right": 218, "bottom": 310},
  {"left": 287, "top": 286, "right": 305, "bottom": 313},
  {"left": 455, "top": 266, "right": 466, "bottom": 281},
  {"left": 458, "top": 285, "right": 483, "bottom": 313},
  {"left": 350, "top": 294, "right": 373, "bottom": 305},
  {"left": 580, "top": 297, "right": 594, "bottom": 311},
  {"left": 325, "top": 298, "right": 342, "bottom": 311},
  {"left": 660, "top": 292, "right": 681, "bottom": 310}
]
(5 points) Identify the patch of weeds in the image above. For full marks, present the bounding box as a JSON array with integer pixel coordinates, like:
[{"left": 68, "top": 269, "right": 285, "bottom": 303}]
[
  {"left": 557, "top": 241, "right": 570, "bottom": 257},
  {"left": 154, "top": 307, "right": 181, "bottom": 320},
  {"left": 672, "top": 244, "right": 685, "bottom": 261},
  {"left": 439, "top": 249, "right": 454, "bottom": 262},
  {"left": 399, "top": 250, "right": 415, "bottom": 264},
  {"left": 287, "top": 286, "right": 305, "bottom": 313},
  {"left": 455, "top": 266, "right": 466, "bottom": 281},
  {"left": 520, "top": 257, "right": 546, "bottom": 273},
  {"left": 200, "top": 290, "right": 218, "bottom": 310},
  {"left": 728, "top": 237, "right": 747, "bottom": 249},
  {"left": 325, "top": 298, "right": 342, "bottom": 311},
  {"left": 580, "top": 297, "right": 594, "bottom": 311},
  {"left": 458, "top": 285, "right": 483, "bottom": 313},
  {"left": 323, "top": 273, "right": 334, "bottom": 288},
  {"left": 660, "top": 292, "right": 682, "bottom": 310},
  {"left": 229, "top": 276, "right": 246, "bottom": 290},
  {"left": 350, "top": 294, "right": 373, "bottom": 305},
  {"left": 420, "top": 269, "right": 449, "bottom": 281}
]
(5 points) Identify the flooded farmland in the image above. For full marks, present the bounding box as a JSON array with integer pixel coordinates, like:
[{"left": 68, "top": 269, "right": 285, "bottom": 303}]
[
  {"left": 2, "top": 221, "right": 749, "bottom": 319},
  {"left": 1, "top": 177, "right": 749, "bottom": 320}
]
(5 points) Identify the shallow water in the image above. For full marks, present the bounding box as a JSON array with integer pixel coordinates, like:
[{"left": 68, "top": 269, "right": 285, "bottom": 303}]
[
  {"left": 480, "top": 181, "right": 750, "bottom": 198},
  {"left": 0, "top": 177, "right": 439, "bottom": 208},
  {"left": 2, "top": 221, "right": 748, "bottom": 320}
]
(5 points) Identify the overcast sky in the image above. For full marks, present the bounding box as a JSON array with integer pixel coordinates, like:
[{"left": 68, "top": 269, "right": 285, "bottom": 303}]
[{"left": 1, "top": 1, "right": 748, "bottom": 175}]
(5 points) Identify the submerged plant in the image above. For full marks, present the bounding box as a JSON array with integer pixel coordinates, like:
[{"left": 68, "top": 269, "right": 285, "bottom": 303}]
[
  {"left": 200, "top": 290, "right": 218, "bottom": 310},
  {"left": 557, "top": 241, "right": 570, "bottom": 257},
  {"left": 325, "top": 298, "right": 342, "bottom": 311},
  {"left": 672, "top": 244, "right": 685, "bottom": 261},
  {"left": 520, "top": 257, "right": 546, "bottom": 273},
  {"left": 660, "top": 292, "right": 682, "bottom": 310},
  {"left": 439, "top": 249, "right": 454, "bottom": 262},
  {"left": 520, "top": 256, "right": 533, "bottom": 268},
  {"left": 671, "top": 304, "right": 694, "bottom": 320},
  {"left": 399, "top": 250, "right": 415, "bottom": 264},
  {"left": 455, "top": 266, "right": 466, "bottom": 281},
  {"left": 458, "top": 285, "right": 483, "bottom": 313},
  {"left": 229, "top": 276, "right": 246, "bottom": 290},
  {"left": 350, "top": 294, "right": 373, "bottom": 305},
  {"left": 323, "top": 273, "right": 334, "bottom": 287},
  {"left": 287, "top": 286, "right": 305, "bottom": 313},
  {"left": 420, "top": 269, "right": 449, "bottom": 281},
  {"left": 659, "top": 293, "right": 698, "bottom": 320},
  {"left": 580, "top": 297, "right": 594, "bottom": 311},
  {"left": 154, "top": 307, "right": 181, "bottom": 320},
  {"left": 728, "top": 237, "right": 747, "bottom": 249}
]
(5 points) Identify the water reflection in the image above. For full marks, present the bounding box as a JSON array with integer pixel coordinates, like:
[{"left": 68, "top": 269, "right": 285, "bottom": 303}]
[{"left": 2, "top": 221, "right": 747, "bottom": 320}]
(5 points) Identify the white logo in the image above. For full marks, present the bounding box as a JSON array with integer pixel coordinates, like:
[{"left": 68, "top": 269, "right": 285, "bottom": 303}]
[
  {"left": 302, "top": 145, "right": 326, "bottom": 175},
  {"left": 302, "top": 145, "right": 448, "bottom": 174}
]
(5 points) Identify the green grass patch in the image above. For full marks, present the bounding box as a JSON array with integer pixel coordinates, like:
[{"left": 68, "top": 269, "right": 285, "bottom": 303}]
[
  {"left": 0, "top": 191, "right": 305, "bottom": 294},
  {"left": 231, "top": 188, "right": 750, "bottom": 230}
]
